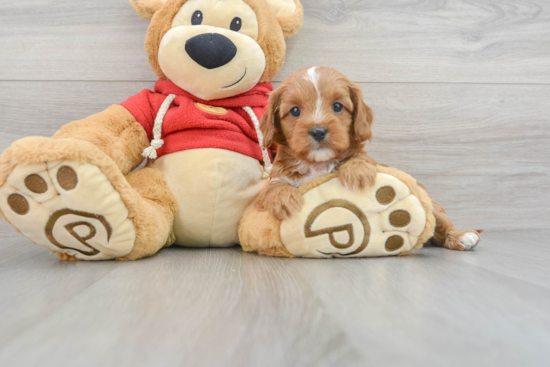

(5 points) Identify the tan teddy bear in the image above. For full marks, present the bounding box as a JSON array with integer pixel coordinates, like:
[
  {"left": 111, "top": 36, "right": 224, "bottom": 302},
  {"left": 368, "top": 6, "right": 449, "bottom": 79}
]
[{"left": 0, "top": 0, "right": 303, "bottom": 260}]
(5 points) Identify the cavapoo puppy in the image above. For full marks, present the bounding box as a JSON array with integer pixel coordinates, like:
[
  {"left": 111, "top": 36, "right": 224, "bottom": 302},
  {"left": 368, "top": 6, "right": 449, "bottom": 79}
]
[{"left": 256, "top": 66, "right": 379, "bottom": 220}]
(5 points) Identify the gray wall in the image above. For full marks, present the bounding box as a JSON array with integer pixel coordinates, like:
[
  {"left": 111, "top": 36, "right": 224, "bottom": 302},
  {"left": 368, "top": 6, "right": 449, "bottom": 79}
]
[{"left": 1, "top": 0, "right": 548, "bottom": 231}]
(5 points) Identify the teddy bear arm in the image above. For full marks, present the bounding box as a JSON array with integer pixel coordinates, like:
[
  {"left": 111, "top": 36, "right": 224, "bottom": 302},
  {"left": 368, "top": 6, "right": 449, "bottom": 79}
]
[{"left": 52, "top": 105, "right": 149, "bottom": 175}]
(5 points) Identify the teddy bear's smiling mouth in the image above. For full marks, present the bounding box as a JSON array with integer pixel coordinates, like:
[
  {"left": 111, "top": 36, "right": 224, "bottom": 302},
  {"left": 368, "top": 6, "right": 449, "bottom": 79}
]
[{"left": 222, "top": 69, "right": 247, "bottom": 89}]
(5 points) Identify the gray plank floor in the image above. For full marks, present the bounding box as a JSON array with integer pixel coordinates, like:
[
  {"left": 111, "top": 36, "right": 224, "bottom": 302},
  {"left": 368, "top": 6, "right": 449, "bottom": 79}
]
[
  {"left": 1, "top": 0, "right": 549, "bottom": 366},
  {"left": 1, "top": 226, "right": 549, "bottom": 367}
]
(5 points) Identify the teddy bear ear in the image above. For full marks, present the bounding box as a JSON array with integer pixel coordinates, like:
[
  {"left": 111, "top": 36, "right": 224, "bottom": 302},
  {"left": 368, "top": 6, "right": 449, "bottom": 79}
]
[
  {"left": 265, "top": 0, "right": 304, "bottom": 38},
  {"left": 129, "top": 0, "right": 167, "bottom": 20}
]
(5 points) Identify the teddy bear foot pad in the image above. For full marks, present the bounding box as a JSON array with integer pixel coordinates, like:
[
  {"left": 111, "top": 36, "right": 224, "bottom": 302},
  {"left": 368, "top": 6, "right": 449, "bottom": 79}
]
[
  {"left": 240, "top": 167, "right": 435, "bottom": 258},
  {"left": 283, "top": 172, "right": 430, "bottom": 257},
  {"left": 0, "top": 160, "right": 136, "bottom": 260}
]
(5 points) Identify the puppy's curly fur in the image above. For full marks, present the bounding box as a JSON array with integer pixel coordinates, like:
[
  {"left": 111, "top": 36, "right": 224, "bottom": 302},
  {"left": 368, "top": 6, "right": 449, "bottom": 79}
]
[{"left": 256, "top": 66, "right": 378, "bottom": 220}]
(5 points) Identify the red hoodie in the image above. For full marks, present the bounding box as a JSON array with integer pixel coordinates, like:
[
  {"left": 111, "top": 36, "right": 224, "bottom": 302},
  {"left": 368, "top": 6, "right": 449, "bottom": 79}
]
[{"left": 121, "top": 78, "right": 273, "bottom": 161}]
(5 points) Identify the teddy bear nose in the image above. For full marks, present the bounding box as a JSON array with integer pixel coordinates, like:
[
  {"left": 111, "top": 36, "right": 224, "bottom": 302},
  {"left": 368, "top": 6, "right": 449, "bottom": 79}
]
[
  {"left": 185, "top": 33, "right": 238, "bottom": 70},
  {"left": 309, "top": 127, "right": 328, "bottom": 142}
]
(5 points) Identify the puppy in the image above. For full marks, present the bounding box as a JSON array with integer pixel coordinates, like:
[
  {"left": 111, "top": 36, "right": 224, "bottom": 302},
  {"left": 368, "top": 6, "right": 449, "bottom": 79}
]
[{"left": 256, "top": 66, "right": 378, "bottom": 220}]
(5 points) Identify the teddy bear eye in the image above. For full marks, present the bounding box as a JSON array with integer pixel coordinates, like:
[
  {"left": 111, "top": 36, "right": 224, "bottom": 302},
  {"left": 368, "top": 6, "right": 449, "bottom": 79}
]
[
  {"left": 230, "top": 17, "right": 242, "bottom": 32},
  {"left": 333, "top": 102, "right": 344, "bottom": 113},
  {"left": 290, "top": 107, "right": 301, "bottom": 117},
  {"left": 191, "top": 10, "right": 203, "bottom": 25}
]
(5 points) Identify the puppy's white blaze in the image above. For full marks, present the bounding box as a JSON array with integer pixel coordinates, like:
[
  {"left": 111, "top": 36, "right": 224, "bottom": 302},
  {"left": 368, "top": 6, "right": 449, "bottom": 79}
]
[
  {"left": 305, "top": 67, "right": 319, "bottom": 89},
  {"left": 313, "top": 97, "right": 324, "bottom": 124},
  {"left": 304, "top": 66, "right": 324, "bottom": 124},
  {"left": 308, "top": 148, "right": 335, "bottom": 163}
]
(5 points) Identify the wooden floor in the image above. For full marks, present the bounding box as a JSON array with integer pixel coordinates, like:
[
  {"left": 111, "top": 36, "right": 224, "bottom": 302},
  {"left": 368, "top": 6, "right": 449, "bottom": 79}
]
[
  {"left": 0, "top": 228, "right": 549, "bottom": 366},
  {"left": 0, "top": 0, "right": 549, "bottom": 366}
]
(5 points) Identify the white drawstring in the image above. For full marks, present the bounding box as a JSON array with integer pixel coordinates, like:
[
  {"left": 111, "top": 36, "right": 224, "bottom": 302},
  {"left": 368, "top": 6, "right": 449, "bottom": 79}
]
[
  {"left": 242, "top": 106, "right": 273, "bottom": 178},
  {"left": 142, "top": 94, "right": 177, "bottom": 160}
]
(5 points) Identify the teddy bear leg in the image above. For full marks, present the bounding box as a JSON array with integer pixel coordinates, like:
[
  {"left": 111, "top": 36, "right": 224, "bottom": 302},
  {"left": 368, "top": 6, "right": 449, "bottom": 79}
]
[
  {"left": 242, "top": 167, "right": 437, "bottom": 258},
  {"left": 116, "top": 163, "right": 177, "bottom": 260},
  {"left": 0, "top": 137, "right": 176, "bottom": 261},
  {"left": 430, "top": 198, "right": 482, "bottom": 251},
  {"left": 239, "top": 206, "right": 295, "bottom": 258}
]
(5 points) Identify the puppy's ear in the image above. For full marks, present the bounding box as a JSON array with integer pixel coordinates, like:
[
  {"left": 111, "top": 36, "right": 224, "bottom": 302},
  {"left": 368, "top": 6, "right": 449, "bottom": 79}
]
[
  {"left": 266, "top": 0, "right": 304, "bottom": 38},
  {"left": 260, "top": 88, "right": 288, "bottom": 148},
  {"left": 349, "top": 83, "right": 374, "bottom": 142},
  {"left": 129, "top": 0, "right": 166, "bottom": 20}
]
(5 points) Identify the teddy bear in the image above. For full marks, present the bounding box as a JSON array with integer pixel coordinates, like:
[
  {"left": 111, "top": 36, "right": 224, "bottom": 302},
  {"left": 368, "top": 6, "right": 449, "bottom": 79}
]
[{"left": 0, "top": 0, "right": 304, "bottom": 261}]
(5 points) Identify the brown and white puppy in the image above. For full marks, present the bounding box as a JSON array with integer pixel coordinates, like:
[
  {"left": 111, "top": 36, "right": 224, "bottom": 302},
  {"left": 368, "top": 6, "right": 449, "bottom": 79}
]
[{"left": 256, "top": 66, "right": 379, "bottom": 220}]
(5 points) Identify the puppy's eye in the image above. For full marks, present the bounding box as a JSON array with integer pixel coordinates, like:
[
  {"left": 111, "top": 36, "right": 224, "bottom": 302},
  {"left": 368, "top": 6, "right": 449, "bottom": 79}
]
[
  {"left": 191, "top": 10, "right": 203, "bottom": 25},
  {"left": 333, "top": 102, "right": 344, "bottom": 113},
  {"left": 290, "top": 107, "right": 301, "bottom": 117},
  {"left": 230, "top": 17, "right": 242, "bottom": 32}
]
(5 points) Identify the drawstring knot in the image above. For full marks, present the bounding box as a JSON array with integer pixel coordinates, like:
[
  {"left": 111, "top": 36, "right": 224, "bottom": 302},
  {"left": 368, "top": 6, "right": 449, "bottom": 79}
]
[
  {"left": 142, "top": 139, "right": 165, "bottom": 160},
  {"left": 150, "top": 139, "right": 164, "bottom": 150},
  {"left": 142, "top": 94, "right": 177, "bottom": 160}
]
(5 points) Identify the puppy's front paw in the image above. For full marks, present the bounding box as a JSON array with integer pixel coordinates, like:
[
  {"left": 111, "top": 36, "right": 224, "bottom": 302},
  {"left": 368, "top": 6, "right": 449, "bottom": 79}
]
[
  {"left": 339, "top": 160, "right": 377, "bottom": 191},
  {"left": 256, "top": 183, "right": 303, "bottom": 221}
]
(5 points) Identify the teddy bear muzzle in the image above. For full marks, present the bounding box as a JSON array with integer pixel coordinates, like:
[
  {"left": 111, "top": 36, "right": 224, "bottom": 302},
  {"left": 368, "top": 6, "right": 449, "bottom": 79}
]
[{"left": 158, "top": 24, "right": 266, "bottom": 101}]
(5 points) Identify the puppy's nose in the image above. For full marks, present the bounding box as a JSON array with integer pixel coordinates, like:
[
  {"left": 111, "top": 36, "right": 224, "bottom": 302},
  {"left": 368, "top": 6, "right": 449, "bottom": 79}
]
[
  {"left": 185, "top": 33, "right": 237, "bottom": 69},
  {"left": 309, "top": 127, "right": 328, "bottom": 143}
]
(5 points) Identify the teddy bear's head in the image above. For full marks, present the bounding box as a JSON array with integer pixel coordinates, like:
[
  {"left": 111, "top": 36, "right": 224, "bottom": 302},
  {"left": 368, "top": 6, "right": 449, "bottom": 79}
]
[{"left": 130, "top": 0, "right": 303, "bottom": 101}]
